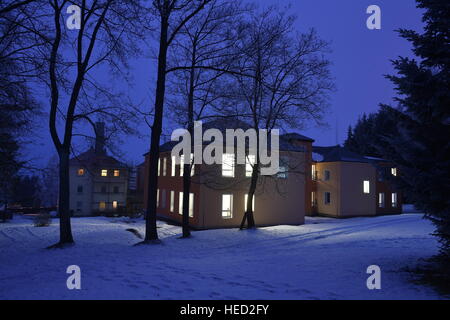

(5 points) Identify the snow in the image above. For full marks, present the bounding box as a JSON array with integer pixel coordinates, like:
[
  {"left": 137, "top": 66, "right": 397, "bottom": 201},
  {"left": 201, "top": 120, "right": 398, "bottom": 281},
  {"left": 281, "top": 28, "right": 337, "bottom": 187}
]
[{"left": 0, "top": 213, "right": 445, "bottom": 300}]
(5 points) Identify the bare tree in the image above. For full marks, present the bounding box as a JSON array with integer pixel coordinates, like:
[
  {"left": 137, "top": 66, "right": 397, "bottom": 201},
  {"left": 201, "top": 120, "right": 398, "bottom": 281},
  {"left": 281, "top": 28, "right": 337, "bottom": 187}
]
[
  {"left": 18, "top": 0, "right": 144, "bottom": 247},
  {"left": 228, "top": 7, "right": 333, "bottom": 229},
  {"left": 165, "top": 0, "right": 249, "bottom": 238},
  {"left": 141, "top": 0, "right": 213, "bottom": 244}
]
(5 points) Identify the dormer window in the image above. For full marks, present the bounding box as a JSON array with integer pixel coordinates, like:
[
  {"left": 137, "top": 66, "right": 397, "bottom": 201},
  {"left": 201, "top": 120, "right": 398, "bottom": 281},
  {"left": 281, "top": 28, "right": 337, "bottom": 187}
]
[
  {"left": 114, "top": 170, "right": 120, "bottom": 177},
  {"left": 101, "top": 169, "right": 108, "bottom": 177},
  {"left": 77, "top": 168, "right": 85, "bottom": 176}
]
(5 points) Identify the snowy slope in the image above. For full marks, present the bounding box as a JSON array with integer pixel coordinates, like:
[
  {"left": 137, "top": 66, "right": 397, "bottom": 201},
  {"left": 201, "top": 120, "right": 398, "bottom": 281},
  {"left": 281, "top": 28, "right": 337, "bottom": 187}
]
[{"left": 0, "top": 214, "right": 445, "bottom": 300}]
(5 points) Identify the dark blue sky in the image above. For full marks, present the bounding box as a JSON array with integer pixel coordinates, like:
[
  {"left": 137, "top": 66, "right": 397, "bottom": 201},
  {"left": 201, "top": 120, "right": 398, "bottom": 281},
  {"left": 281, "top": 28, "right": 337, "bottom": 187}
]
[{"left": 31, "top": 0, "right": 424, "bottom": 168}]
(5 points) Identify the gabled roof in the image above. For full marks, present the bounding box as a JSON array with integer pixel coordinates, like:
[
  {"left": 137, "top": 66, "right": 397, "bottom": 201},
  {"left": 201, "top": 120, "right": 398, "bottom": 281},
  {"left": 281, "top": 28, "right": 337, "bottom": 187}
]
[{"left": 70, "top": 148, "right": 127, "bottom": 168}]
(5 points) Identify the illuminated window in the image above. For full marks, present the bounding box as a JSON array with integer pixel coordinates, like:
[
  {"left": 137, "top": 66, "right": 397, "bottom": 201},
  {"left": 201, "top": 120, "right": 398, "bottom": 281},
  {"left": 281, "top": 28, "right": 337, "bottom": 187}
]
[
  {"left": 180, "top": 155, "right": 184, "bottom": 177},
  {"left": 99, "top": 202, "right": 106, "bottom": 211},
  {"left": 112, "top": 201, "right": 118, "bottom": 210},
  {"left": 363, "top": 181, "right": 370, "bottom": 194},
  {"left": 379, "top": 193, "right": 385, "bottom": 208},
  {"left": 179, "top": 192, "right": 183, "bottom": 215},
  {"left": 312, "top": 165, "right": 317, "bottom": 180},
  {"left": 189, "top": 193, "right": 194, "bottom": 218},
  {"left": 163, "top": 158, "right": 167, "bottom": 176},
  {"left": 170, "top": 191, "right": 174, "bottom": 212},
  {"left": 171, "top": 156, "right": 176, "bottom": 177},
  {"left": 392, "top": 193, "right": 398, "bottom": 208},
  {"left": 222, "top": 154, "right": 235, "bottom": 177},
  {"left": 244, "top": 194, "right": 255, "bottom": 212},
  {"left": 391, "top": 168, "right": 397, "bottom": 176},
  {"left": 157, "top": 189, "right": 160, "bottom": 208},
  {"left": 114, "top": 170, "right": 120, "bottom": 177},
  {"left": 101, "top": 169, "right": 108, "bottom": 177},
  {"left": 77, "top": 168, "right": 85, "bottom": 176},
  {"left": 324, "top": 192, "right": 331, "bottom": 205},
  {"left": 277, "top": 157, "right": 289, "bottom": 179},
  {"left": 222, "top": 194, "right": 233, "bottom": 219},
  {"left": 246, "top": 155, "right": 256, "bottom": 177},
  {"left": 158, "top": 158, "right": 161, "bottom": 176},
  {"left": 190, "top": 154, "right": 195, "bottom": 177}
]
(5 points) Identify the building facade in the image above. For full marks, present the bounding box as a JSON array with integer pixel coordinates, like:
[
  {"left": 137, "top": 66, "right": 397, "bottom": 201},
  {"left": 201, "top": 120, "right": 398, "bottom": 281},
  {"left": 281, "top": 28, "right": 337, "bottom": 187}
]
[
  {"left": 141, "top": 124, "right": 402, "bottom": 229},
  {"left": 311, "top": 146, "right": 402, "bottom": 218},
  {"left": 143, "top": 123, "right": 314, "bottom": 229},
  {"left": 69, "top": 123, "right": 129, "bottom": 216}
]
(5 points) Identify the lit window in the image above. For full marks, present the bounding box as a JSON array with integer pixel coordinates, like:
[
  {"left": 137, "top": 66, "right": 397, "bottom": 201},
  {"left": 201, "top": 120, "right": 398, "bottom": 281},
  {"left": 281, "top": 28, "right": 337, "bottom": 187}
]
[
  {"left": 392, "top": 193, "right": 398, "bottom": 208},
  {"left": 222, "top": 154, "right": 235, "bottom": 177},
  {"left": 77, "top": 168, "right": 85, "bottom": 176},
  {"left": 112, "top": 201, "right": 118, "bottom": 210},
  {"left": 363, "top": 181, "right": 370, "bottom": 194},
  {"left": 163, "top": 158, "right": 167, "bottom": 176},
  {"left": 277, "top": 157, "right": 289, "bottom": 179},
  {"left": 189, "top": 193, "right": 194, "bottom": 218},
  {"left": 391, "top": 168, "right": 397, "bottom": 176},
  {"left": 324, "top": 170, "right": 330, "bottom": 181},
  {"left": 157, "top": 189, "right": 160, "bottom": 208},
  {"left": 170, "top": 191, "right": 174, "bottom": 212},
  {"left": 246, "top": 155, "right": 256, "bottom": 177},
  {"left": 114, "top": 170, "right": 120, "bottom": 177},
  {"left": 99, "top": 202, "right": 106, "bottom": 211},
  {"left": 379, "top": 193, "right": 385, "bottom": 208},
  {"left": 180, "top": 155, "right": 184, "bottom": 177},
  {"left": 222, "top": 194, "right": 233, "bottom": 219},
  {"left": 179, "top": 192, "right": 183, "bottom": 215},
  {"left": 158, "top": 158, "right": 161, "bottom": 176},
  {"left": 190, "top": 154, "right": 195, "bottom": 177},
  {"left": 324, "top": 192, "right": 331, "bottom": 205},
  {"left": 101, "top": 169, "right": 108, "bottom": 177},
  {"left": 244, "top": 194, "right": 255, "bottom": 212},
  {"left": 171, "top": 156, "right": 176, "bottom": 177},
  {"left": 312, "top": 165, "right": 317, "bottom": 180}
]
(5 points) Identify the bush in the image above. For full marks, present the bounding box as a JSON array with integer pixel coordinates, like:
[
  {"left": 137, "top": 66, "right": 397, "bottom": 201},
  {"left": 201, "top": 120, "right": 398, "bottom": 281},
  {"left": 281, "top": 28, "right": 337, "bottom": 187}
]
[{"left": 34, "top": 213, "right": 52, "bottom": 227}]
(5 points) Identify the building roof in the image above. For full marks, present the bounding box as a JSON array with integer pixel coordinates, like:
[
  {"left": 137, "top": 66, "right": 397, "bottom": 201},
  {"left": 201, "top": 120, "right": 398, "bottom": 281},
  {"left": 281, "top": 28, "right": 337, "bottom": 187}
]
[
  {"left": 70, "top": 148, "right": 127, "bottom": 168},
  {"left": 312, "top": 146, "right": 373, "bottom": 163}
]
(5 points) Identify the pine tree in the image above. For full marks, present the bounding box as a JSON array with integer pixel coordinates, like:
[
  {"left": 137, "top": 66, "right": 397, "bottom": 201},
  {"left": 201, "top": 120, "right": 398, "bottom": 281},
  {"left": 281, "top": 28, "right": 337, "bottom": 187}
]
[{"left": 383, "top": 0, "right": 450, "bottom": 259}]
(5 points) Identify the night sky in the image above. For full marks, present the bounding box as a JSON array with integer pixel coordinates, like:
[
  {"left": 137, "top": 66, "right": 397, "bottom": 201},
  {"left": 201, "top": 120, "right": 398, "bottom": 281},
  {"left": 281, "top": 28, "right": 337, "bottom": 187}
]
[{"left": 29, "top": 0, "right": 424, "bottom": 169}]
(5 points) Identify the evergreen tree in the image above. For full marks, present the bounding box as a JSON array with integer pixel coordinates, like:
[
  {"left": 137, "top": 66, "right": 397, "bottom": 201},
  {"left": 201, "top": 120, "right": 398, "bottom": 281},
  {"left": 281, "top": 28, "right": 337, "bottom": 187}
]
[{"left": 382, "top": 0, "right": 450, "bottom": 259}]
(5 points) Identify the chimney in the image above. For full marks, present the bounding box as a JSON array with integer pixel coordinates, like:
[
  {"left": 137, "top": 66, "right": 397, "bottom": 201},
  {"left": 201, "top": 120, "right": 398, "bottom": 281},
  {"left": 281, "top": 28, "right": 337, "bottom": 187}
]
[{"left": 95, "top": 122, "right": 106, "bottom": 155}]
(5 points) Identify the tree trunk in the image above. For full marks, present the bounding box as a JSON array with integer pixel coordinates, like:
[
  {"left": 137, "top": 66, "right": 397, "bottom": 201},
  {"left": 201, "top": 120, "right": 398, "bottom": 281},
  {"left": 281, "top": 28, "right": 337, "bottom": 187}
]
[
  {"left": 144, "top": 16, "right": 169, "bottom": 242},
  {"left": 57, "top": 149, "right": 74, "bottom": 244},
  {"left": 181, "top": 162, "right": 192, "bottom": 238},
  {"left": 240, "top": 163, "right": 258, "bottom": 230}
]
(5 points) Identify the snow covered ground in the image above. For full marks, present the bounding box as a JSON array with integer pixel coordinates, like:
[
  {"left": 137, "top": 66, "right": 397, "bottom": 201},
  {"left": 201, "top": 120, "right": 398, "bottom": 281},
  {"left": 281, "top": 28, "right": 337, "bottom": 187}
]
[{"left": 0, "top": 213, "right": 446, "bottom": 300}]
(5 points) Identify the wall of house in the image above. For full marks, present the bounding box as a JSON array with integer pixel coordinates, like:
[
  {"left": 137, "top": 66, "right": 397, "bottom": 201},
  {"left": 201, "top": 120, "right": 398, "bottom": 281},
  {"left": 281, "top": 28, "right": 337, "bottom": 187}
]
[
  {"left": 69, "top": 166, "right": 93, "bottom": 217},
  {"left": 314, "top": 162, "right": 342, "bottom": 217},
  {"left": 69, "top": 165, "right": 128, "bottom": 216},
  {"left": 144, "top": 148, "right": 308, "bottom": 229},
  {"left": 339, "top": 162, "right": 377, "bottom": 217},
  {"left": 375, "top": 163, "right": 403, "bottom": 215}
]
